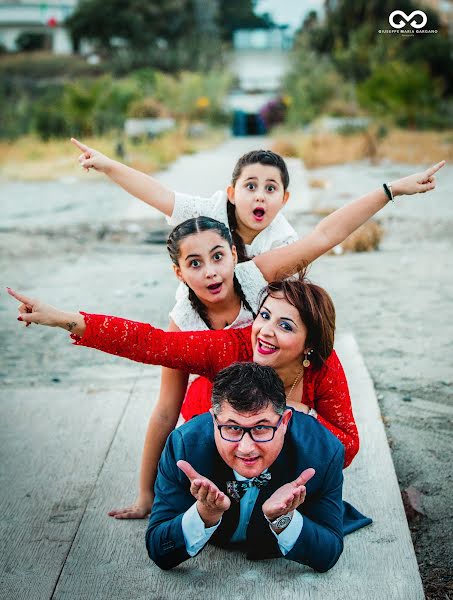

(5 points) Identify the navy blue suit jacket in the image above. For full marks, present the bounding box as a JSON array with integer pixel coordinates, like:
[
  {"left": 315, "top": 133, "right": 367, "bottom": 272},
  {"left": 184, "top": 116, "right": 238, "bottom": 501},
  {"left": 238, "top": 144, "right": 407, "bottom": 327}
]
[{"left": 146, "top": 411, "right": 370, "bottom": 571}]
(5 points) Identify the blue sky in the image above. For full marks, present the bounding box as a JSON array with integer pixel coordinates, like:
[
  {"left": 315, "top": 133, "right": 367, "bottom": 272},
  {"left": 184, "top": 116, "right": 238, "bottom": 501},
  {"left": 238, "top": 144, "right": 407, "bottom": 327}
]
[{"left": 255, "top": 0, "right": 324, "bottom": 31}]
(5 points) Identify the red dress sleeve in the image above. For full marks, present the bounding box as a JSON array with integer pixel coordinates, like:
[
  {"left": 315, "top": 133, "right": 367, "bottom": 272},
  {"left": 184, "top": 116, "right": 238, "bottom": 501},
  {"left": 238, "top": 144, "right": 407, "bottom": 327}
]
[
  {"left": 303, "top": 350, "right": 359, "bottom": 468},
  {"left": 71, "top": 313, "right": 253, "bottom": 380}
]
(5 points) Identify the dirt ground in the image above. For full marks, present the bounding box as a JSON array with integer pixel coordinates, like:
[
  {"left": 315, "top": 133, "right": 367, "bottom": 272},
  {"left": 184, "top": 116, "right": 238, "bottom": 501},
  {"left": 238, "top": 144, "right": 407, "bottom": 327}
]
[{"left": 1, "top": 150, "right": 452, "bottom": 598}]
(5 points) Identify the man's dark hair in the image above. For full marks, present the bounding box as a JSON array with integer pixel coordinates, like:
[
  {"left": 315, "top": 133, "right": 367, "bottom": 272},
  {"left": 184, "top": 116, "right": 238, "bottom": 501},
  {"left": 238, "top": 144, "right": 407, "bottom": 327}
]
[{"left": 211, "top": 362, "right": 286, "bottom": 416}]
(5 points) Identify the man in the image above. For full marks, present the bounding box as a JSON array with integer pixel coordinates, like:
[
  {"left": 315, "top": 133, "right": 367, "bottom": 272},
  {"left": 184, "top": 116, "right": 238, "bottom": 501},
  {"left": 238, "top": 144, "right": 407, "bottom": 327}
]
[{"left": 146, "top": 362, "right": 370, "bottom": 571}]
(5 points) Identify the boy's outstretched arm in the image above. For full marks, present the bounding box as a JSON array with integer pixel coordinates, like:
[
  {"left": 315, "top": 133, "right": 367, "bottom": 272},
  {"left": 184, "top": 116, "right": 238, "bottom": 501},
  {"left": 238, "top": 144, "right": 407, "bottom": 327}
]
[
  {"left": 71, "top": 138, "right": 175, "bottom": 217},
  {"left": 254, "top": 160, "right": 446, "bottom": 281}
]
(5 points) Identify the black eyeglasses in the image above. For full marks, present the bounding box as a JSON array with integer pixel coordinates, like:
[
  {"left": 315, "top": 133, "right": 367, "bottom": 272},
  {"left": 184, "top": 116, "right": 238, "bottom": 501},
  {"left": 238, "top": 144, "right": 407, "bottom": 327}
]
[{"left": 214, "top": 415, "right": 283, "bottom": 443}]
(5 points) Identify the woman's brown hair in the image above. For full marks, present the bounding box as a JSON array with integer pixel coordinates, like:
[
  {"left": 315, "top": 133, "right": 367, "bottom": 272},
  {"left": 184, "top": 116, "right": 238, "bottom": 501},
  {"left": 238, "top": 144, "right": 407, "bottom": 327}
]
[{"left": 258, "top": 273, "right": 336, "bottom": 369}]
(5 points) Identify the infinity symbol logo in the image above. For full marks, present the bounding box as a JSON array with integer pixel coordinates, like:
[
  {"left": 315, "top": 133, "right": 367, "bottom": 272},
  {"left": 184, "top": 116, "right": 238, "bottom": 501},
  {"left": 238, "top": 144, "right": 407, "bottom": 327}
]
[{"left": 389, "top": 10, "right": 428, "bottom": 29}]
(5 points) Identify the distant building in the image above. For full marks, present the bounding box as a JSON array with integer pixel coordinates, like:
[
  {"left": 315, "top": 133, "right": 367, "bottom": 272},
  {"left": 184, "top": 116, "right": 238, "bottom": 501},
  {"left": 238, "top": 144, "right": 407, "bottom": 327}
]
[
  {"left": 227, "top": 27, "right": 293, "bottom": 135},
  {"left": 0, "top": 0, "right": 77, "bottom": 53}
]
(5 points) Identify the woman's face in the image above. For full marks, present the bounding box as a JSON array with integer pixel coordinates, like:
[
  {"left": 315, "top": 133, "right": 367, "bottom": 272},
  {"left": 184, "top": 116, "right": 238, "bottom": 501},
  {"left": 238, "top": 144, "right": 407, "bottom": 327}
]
[
  {"left": 227, "top": 163, "right": 289, "bottom": 237},
  {"left": 251, "top": 293, "right": 308, "bottom": 372},
  {"left": 173, "top": 230, "right": 237, "bottom": 305}
]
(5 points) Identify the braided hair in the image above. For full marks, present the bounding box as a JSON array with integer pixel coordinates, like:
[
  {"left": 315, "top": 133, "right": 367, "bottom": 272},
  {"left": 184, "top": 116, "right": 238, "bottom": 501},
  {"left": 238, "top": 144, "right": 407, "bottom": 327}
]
[
  {"left": 167, "top": 216, "right": 255, "bottom": 330},
  {"left": 228, "top": 149, "right": 290, "bottom": 263}
]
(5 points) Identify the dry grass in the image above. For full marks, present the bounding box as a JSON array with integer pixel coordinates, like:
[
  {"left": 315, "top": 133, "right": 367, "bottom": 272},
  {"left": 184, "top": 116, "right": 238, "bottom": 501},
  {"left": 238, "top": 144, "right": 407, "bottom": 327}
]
[
  {"left": 269, "top": 139, "right": 299, "bottom": 157},
  {"left": 0, "top": 127, "right": 226, "bottom": 181},
  {"left": 272, "top": 128, "right": 453, "bottom": 168},
  {"left": 337, "top": 220, "right": 384, "bottom": 254},
  {"left": 308, "top": 177, "right": 330, "bottom": 189}
]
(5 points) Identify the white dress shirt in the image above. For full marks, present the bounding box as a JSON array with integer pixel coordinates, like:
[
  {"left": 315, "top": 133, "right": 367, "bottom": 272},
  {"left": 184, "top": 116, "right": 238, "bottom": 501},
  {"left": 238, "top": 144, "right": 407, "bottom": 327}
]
[{"left": 181, "top": 470, "right": 303, "bottom": 557}]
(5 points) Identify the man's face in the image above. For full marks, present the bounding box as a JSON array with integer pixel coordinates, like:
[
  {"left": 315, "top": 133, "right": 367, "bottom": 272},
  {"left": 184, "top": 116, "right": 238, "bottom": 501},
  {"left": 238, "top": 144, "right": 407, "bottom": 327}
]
[{"left": 210, "top": 403, "right": 292, "bottom": 478}]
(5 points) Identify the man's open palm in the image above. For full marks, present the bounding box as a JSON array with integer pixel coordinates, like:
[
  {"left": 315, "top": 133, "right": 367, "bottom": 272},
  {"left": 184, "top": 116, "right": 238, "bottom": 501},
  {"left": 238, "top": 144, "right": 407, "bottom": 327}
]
[
  {"left": 177, "top": 460, "right": 231, "bottom": 517},
  {"left": 262, "top": 468, "right": 315, "bottom": 521}
]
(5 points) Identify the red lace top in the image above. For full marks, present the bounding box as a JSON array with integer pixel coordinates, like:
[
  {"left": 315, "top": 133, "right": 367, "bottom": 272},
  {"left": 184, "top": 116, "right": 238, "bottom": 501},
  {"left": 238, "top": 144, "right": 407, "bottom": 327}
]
[{"left": 72, "top": 314, "right": 359, "bottom": 467}]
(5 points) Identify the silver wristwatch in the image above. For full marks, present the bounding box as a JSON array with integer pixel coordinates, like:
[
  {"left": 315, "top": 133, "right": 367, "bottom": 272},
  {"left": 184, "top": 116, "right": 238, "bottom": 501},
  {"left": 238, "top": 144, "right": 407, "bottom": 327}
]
[{"left": 265, "top": 512, "right": 293, "bottom": 530}]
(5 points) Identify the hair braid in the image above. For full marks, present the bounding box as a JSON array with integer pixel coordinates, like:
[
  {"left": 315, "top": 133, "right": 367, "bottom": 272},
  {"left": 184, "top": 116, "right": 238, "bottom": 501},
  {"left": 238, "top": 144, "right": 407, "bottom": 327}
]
[
  {"left": 233, "top": 274, "right": 255, "bottom": 319},
  {"left": 227, "top": 201, "right": 249, "bottom": 263},
  {"left": 187, "top": 287, "right": 213, "bottom": 329}
]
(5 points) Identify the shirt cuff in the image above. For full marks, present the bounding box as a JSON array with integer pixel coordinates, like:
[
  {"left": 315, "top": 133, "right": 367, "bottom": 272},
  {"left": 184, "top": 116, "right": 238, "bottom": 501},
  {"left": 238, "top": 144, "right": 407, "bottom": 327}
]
[
  {"left": 181, "top": 502, "right": 222, "bottom": 557},
  {"left": 270, "top": 511, "right": 304, "bottom": 556}
]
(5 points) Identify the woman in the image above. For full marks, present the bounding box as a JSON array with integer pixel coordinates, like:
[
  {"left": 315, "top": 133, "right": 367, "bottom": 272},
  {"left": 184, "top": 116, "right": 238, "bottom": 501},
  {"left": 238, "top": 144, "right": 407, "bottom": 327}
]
[{"left": 9, "top": 274, "right": 356, "bottom": 465}]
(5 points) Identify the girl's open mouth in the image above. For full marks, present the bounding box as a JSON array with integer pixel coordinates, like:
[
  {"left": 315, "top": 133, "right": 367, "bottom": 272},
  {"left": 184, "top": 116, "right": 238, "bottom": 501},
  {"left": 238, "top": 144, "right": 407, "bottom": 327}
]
[
  {"left": 253, "top": 207, "right": 265, "bottom": 222},
  {"left": 207, "top": 282, "right": 223, "bottom": 295}
]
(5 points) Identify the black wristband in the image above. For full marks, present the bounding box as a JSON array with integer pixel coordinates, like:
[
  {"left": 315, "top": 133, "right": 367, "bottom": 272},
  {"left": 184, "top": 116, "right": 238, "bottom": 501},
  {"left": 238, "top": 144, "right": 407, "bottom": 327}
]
[{"left": 383, "top": 183, "right": 394, "bottom": 203}]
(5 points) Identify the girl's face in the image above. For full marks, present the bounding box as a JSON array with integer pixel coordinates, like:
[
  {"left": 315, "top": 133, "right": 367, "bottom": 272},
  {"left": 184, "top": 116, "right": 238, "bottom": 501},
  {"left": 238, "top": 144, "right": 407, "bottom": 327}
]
[
  {"left": 227, "top": 163, "right": 289, "bottom": 239},
  {"left": 173, "top": 230, "right": 237, "bottom": 305},
  {"left": 251, "top": 293, "right": 308, "bottom": 373}
]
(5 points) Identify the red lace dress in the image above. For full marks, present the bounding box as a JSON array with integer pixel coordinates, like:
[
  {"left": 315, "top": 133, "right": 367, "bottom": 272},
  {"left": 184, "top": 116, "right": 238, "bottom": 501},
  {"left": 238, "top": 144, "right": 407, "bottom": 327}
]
[{"left": 72, "top": 314, "right": 359, "bottom": 467}]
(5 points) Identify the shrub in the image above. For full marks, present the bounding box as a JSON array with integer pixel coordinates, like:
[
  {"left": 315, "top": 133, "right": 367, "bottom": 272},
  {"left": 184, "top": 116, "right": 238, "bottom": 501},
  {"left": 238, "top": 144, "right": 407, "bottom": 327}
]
[
  {"left": 127, "top": 97, "right": 169, "bottom": 118},
  {"left": 357, "top": 61, "right": 444, "bottom": 129}
]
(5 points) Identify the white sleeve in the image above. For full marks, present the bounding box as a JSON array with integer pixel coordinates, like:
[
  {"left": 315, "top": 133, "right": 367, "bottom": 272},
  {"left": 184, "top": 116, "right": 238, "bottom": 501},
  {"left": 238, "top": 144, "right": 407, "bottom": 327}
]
[
  {"left": 167, "top": 190, "right": 229, "bottom": 227},
  {"left": 235, "top": 261, "right": 268, "bottom": 315},
  {"left": 270, "top": 510, "right": 304, "bottom": 556},
  {"left": 182, "top": 502, "right": 222, "bottom": 557}
]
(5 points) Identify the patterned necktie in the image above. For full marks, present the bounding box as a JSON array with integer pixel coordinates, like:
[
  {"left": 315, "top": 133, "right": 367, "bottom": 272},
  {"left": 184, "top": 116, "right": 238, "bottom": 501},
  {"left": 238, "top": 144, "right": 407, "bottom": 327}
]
[{"left": 226, "top": 472, "right": 272, "bottom": 501}]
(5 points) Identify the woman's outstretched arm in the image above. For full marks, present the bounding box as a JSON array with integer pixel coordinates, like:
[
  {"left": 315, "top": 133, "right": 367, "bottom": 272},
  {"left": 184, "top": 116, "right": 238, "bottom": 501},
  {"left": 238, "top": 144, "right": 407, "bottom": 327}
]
[
  {"left": 8, "top": 288, "right": 253, "bottom": 377},
  {"left": 71, "top": 138, "right": 175, "bottom": 217},
  {"left": 8, "top": 288, "right": 86, "bottom": 334},
  {"left": 253, "top": 160, "right": 446, "bottom": 282}
]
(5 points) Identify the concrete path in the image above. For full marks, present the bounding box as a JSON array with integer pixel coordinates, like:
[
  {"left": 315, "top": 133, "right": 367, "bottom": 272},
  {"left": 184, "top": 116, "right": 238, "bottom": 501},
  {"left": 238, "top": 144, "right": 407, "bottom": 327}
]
[{"left": 0, "top": 333, "right": 424, "bottom": 599}]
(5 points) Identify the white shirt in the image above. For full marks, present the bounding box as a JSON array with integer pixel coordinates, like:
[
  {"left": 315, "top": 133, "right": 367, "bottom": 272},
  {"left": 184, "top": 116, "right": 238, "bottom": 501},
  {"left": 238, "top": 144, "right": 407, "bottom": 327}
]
[
  {"left": 168, "top": 189, "right": 298, "bottom": 256},
  {"left": 181, "top": 469, "right": 303, "bottom": 557}
]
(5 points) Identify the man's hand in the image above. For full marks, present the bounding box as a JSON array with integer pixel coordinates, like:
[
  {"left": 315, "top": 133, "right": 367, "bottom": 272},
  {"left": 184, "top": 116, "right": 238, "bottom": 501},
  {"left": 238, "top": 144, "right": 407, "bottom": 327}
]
[
  {"left": 391, "top": 160, "right": 445, "bottom": 197},
  {"left": 71, "top": 138, "right": 115, "bottom": 174},
  {"left": 177, "top": 460, "right": 231, "bottom": 527},
  {"left": 262, "top": 468, "right": 316, "bottom": 523}
]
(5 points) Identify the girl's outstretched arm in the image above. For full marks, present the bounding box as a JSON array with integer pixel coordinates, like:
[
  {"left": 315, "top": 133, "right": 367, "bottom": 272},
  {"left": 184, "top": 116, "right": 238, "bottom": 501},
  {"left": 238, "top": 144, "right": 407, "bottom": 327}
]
[
  {"left": 71, "top": 138, "right": 175, "bottom": 217},
  {"left": 253, "top": 161, "right": 446, "bottom": 281}
]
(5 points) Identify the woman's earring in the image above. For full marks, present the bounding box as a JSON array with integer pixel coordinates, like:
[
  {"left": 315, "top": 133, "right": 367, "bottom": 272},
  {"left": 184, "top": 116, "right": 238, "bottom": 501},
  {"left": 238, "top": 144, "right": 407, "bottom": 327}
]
[{"left": 303, "top": 349, "right": 313, "bottom": 368}]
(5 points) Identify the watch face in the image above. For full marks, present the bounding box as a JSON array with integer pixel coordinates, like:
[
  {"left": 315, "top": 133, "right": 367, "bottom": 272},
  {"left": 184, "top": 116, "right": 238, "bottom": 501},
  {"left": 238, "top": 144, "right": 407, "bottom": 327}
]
[{"left": 272, "top": 514, "right": 292, "bottom": 528}]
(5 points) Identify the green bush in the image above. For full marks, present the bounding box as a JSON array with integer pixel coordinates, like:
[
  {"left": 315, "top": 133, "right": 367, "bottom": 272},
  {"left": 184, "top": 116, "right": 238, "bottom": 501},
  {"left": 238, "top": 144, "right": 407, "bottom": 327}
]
[
  {"left": 283, "top": 48, "right": 344, "bottom": 126},
  {"left": 0, "top": 52, "right": 106, "bottom": 79},
  {"left": 357, "top": 61, "right": 444, "bottom": 128},
  {"left": 152, "top": 70, "right": 232, "bottom": 123}
]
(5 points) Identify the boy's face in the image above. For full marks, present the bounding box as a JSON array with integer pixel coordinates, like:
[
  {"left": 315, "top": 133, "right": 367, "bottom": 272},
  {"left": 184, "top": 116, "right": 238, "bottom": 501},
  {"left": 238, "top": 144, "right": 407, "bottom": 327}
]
[{"left": 227, "top": 163, "right": 289, "bottom": 242}]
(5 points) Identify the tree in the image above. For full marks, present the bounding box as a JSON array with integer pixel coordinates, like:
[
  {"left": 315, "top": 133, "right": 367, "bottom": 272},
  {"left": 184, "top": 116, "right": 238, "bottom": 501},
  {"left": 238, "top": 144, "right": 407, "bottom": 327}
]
[{"left": 67, "top": 0, "right": 194, "bottom": 53}]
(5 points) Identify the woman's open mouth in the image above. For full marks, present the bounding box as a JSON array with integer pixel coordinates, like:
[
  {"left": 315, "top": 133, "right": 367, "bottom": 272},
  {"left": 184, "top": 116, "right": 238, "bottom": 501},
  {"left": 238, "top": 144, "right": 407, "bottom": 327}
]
[
  {"left": 253, "top": 207, "right": 266, "bottom": 222},
  {"left": 257, "top": 338, "right": 278, "bottom": 355},
  {"left": 207, "top": 282, "right": 223, "bottom": 295}
]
